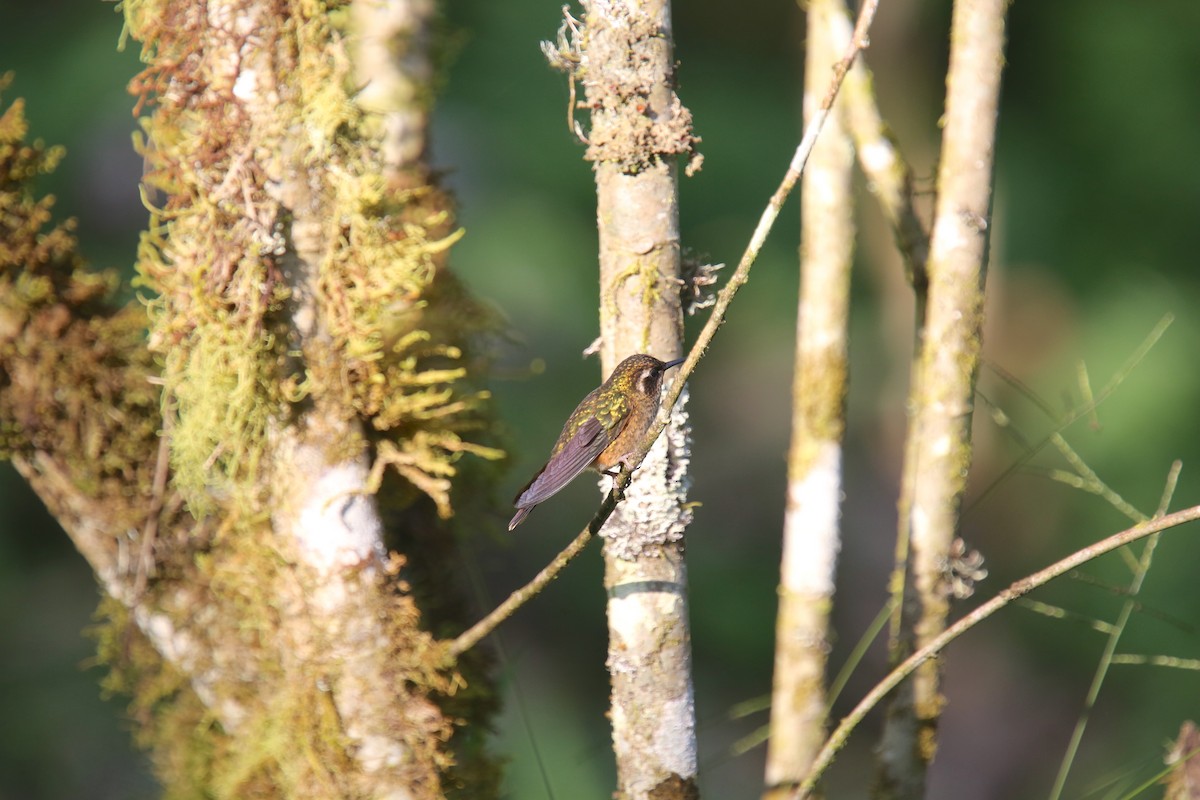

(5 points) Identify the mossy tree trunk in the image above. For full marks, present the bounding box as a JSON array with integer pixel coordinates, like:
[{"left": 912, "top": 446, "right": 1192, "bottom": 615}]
[{"left": 0, "top": 0, "right": 501, "bottom": 797}]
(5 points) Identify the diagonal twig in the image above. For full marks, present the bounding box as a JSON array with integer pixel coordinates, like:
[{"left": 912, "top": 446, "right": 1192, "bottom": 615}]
[
  {"left": 449, "top": 0, "right": 882, "bottom": 660},
  {"left": 1047, "top": 459, "right": 1183, "bottom": 800},
  {"left": 794, "top": 502, "right": 1200, "bottom": 798}
]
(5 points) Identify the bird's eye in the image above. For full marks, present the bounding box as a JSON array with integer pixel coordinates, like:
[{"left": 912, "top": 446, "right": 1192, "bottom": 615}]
[{"left": 637, "top": 368, "right": 656, "bottom": 395}]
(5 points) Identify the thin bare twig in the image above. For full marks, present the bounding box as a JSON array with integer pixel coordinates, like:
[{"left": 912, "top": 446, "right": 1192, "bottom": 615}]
[
  {"left": 654, "top": 0, "right": 880, "bottom": 443},
  {"left": 1109, "top": 655, "right": 1200, "bottom": 670},
  {"left": 450, "top": 0, "right": 882, "bottom": 659},
  {"left": 449, "top": 465, "right": 633, "bottom": 657},
  {"left": 1047, "top": 460, "right": 1182, "bottom": 800},
  {"left": 1049, "top": 431, "right": 1146, "bottom": 524},
  {"left": 971, "top": 314, "right": 1174, "bottom": 517},
  {"left": 794, "top": 502, "right": 1200, "bottom": 799},
  {"left": 134, "top": 406, "right": 173, "bottom": 598}
]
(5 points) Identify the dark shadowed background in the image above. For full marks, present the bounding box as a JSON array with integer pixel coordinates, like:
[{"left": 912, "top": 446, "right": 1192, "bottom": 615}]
[{"left": 2, "top": 1, "right": 1199, "bottom": 798}]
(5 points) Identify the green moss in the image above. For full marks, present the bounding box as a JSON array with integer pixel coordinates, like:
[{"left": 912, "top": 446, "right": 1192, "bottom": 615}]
[
  {"left": 92, "top": 598, "right": 227, "bottom": 800},
  {"left": 88, "top": 513, "right": 479, "bottom": 799},
  {"left": 123, "top": 0, "right": 501, "bottom": 521},
  {"left": 0, "top": 83, "right": 161, "bottom": 501},
  {"left": 5, "top": 0, "right": 506, "bottom": 792}
]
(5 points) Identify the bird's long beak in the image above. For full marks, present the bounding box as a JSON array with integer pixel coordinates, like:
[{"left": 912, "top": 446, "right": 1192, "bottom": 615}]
[{"left": 662, "top": 357, "right": 685, "bottom": 370}]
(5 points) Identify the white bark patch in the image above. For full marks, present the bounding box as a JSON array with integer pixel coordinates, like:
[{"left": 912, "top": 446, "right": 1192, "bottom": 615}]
[
  {"left": 601, "top": 387, "right": 693, "bottom": 560},
  {"left": 859, "top": 138, "right": 896, "bottom": 174},
  {"left": 290, "top": 453, "right": 385, "bottom": 572},
  {"left": 608, "top": 584, "right": 683, "bottom": 644},
  {"left": 232, "top": 68, "right": 258, "bottom": 101},
  {"left": 911, "top": 504, "right": 932, "bottom": 557},
  {"left": 781, "top": 442, "right": 842, "bottom": 595},
  {"left": 931, "top": 211, "right": 971, "bottom": 255},
  {"left": 650, "top": 685, "right": 696, "bottom": 775},
  {"left": 608, "top": 588, "right": 697, "bottom": 778},
  {"left": 135, "top": 605, "right": 247, "bottom": 731}
]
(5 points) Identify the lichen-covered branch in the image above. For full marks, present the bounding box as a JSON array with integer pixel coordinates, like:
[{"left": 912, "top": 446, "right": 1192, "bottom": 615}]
[
  {"left": 877, "top": 2, "right": 1009, "bottom": 798},
  {"left": 547, "top": 1, "right": 698, "bottom": 796},
  {"left": 763, "top": 0, "right": 855, "bottom": 795}
]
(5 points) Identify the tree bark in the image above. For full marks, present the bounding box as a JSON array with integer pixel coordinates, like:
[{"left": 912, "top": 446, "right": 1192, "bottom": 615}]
[
  {"left": 764, "top": 0, "right": 855, "bottom": 795},
  {"left": 561, "top": 1, "right": 700, "bottom": 796},
  {"left": 1, "top": 1, "right": 501, "bottom": 797},
  {"left": 877, "top": 1, "right": 1008, "bottom": 797}
]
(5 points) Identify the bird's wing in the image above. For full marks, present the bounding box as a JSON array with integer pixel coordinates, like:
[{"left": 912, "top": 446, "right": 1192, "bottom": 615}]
[{"left": 514, "top": 415, "right": 623, "bottom": 509}]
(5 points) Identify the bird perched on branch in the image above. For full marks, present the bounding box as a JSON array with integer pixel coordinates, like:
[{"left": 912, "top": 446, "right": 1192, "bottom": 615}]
[{"left": 509, "top": 354, "right": 685, "bottom": 530}]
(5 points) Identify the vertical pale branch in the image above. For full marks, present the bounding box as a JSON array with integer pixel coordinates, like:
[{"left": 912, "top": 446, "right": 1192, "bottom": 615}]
[
  {"left": 839, "top": 34, "right": 929, "bottom": 291},
  {"left": 763, "top": 0, "right": 855, "bottom": 795},
  {"left": 350, "top": 0, "right": 434, "bottom": 177},
  {"left": 838, "top": 6, "right": 932, "bottom": 656},
  {"left": 877, "top": 1, "right": 1008, "bottom": 798},
  {"left": 564, "top": 1, "right": 699, "bottom": 796}
]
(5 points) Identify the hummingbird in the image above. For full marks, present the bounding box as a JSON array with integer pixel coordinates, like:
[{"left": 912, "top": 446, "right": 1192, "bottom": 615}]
[{"left": 508, "top": 354, "right": 685, "bottom": 531}]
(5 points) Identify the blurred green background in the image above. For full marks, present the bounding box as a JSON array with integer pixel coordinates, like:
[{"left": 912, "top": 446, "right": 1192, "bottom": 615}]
[{"left": 2, "top": 0, "right": 1199, "bottom": 798}]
